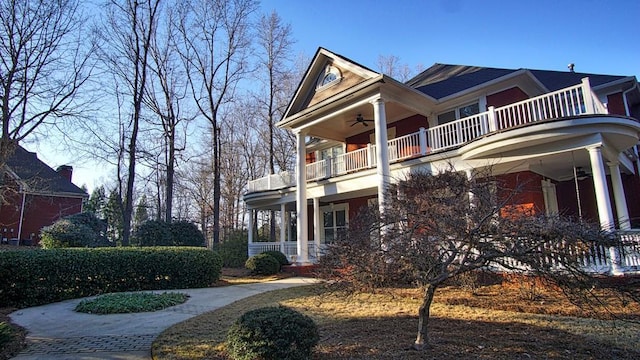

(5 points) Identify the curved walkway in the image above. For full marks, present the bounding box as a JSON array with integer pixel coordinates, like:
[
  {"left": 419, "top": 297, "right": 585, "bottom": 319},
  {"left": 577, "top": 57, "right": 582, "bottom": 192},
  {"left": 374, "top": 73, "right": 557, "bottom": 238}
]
[{"left": 9, "top": 277, "right": 319, "bottom": 360}]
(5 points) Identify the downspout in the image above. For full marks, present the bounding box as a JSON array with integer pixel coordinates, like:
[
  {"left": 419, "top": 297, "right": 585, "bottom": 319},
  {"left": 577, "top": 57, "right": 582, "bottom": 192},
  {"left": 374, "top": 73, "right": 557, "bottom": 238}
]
[{"left": 17, "top": 191, "right": 26, "bottom": 240}]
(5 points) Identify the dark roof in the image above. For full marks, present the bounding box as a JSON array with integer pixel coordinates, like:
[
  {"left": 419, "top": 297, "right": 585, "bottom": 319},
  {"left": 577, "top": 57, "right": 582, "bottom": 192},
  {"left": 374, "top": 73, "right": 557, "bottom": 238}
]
[
  {"left": 5, "top": 145, "right": 87, "bottom": 196},
  {"left": 406, "top": 63, "right": 630, "bottom": 99}
]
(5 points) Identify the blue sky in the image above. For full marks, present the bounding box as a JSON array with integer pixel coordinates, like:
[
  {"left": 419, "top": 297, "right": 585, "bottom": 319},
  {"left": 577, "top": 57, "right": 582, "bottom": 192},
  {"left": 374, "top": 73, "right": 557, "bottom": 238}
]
[{"left": 265, "top": 0, "right": 639, "bottom": 77}]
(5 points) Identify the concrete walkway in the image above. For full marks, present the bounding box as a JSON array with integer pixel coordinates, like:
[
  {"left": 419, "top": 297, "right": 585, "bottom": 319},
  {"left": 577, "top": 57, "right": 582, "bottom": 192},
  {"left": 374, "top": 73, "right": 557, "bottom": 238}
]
[{"left": 9, "top": 277, "right": 318, "bottom": 360}]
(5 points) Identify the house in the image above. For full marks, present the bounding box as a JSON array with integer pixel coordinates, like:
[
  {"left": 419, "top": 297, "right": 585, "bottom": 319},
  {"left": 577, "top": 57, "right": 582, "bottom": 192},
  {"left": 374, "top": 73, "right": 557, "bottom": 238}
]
[
  {"left": 243, "top": 47, "right": 640, "bottom": 274},
  {"left": 0, "top": 144, "right": 88, "bottom": 245}
]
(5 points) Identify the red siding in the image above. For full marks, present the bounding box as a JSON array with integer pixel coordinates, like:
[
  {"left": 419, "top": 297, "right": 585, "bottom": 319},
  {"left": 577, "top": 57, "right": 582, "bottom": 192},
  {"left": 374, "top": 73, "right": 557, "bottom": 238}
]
[
  {"left": 487, "top": 87, "right": 529, "bottom": 109},
  {"left": 497, "top": 171, "right": 545, "bottom": 216},
  {"left": 0, "top": 192, "right": 83, "bottom": 244},
  {"left": 607, "top": 92, "right": 626, "bottom": 116},
  {"left": 345, "top": 114, "right": 429, "bottom": 152}
]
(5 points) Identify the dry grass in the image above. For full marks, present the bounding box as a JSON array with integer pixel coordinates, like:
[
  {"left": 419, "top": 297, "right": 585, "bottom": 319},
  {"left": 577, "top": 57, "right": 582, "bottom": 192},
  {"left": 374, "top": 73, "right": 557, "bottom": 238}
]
[{"left": 152, "top": 283, "right": 640, "bottom": 360}]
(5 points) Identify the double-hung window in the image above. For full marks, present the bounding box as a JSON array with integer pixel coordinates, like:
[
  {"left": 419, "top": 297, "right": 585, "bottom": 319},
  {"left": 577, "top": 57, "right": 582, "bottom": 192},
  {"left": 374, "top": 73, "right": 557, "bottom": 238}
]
[{"left": 322, "top": 204, "right": 348, "bottom": 244}]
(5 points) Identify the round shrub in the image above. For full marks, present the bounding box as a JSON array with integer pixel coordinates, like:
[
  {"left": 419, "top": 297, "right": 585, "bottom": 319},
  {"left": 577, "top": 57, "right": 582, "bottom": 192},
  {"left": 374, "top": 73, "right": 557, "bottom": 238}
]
[
  {"left": 131, "top": 220, "right": 172, "bottom": 246},
  {"left": 170, "top": 220, "right": 205, "bottom": 246},
  {"left": 226, "top": 306, "right": 319, "bottom": 360},
  {"left": 261, "top": 250, "right": 289, "bottom": 268},
  {"left": 40, "top": 219, "right": 95, "bottom": 248},
  {"left": 245, "top": 253, "right": 280, "bottom": 275}
]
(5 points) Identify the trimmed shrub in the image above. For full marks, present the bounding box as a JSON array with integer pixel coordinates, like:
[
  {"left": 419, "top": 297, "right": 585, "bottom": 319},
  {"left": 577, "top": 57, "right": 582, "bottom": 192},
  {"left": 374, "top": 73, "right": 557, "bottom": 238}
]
[
  {"left": 0, "top": 247, "right": 222, "bottom": 308},
  {"left": 214, "top": 230, "right": 248, "bottom": 267},
  {"left": 226, "top": 306, "right": 319, "bottom": 360},
  {"left": 170, "top": 221, "right": 205, "bottom": 246},
  {"left": 40, "top": 219, "right": 95, "bottom": 248},
  {"left": 66, "top": 212, "right": 107, "bottom": 235},
  {"left": 40, "top": 212, "right": 113, "bottom": 248},
  {"left": 245, "top": 253, "right": 280, "bottom": 275},
  {"left": 261, "top": 250, "right": 289, "bottom": 268},
  {"left": 131, "top": 220, "right": 172, "bottom": 246}
]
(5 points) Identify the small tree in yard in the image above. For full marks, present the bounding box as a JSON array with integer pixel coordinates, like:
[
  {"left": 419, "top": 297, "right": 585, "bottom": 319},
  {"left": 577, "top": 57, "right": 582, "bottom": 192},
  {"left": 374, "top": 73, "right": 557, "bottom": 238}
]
[{"left": 318, "top": 167, "right": 640, "bottom": 351}]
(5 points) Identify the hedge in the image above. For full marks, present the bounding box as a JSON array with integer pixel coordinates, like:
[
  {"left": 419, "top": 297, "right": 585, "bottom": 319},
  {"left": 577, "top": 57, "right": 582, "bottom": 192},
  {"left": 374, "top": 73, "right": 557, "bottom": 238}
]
[{"left": 0, "top": 247, "right": 222, "bottom": 308}]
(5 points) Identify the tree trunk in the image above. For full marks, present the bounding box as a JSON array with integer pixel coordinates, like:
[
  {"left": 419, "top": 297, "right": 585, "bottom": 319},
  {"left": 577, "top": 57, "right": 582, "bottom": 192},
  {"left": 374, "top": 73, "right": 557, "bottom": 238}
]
[{"left": 414, "top": 283, "right": 437, "bottom": 350}]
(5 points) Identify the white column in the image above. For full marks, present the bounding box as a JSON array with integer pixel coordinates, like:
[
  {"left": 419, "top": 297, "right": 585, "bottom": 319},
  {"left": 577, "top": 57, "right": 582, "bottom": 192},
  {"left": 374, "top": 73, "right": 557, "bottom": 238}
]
[
  {"left": 587, "top": 146, "right": 621, "bottom": 275},
  {"left": 313, "top": 197, "right": 321, "bottom": 262},
  {"left": 295, "top": 130, "right": 309, "bottom": 263},
  {"left": 247, "top": 208, "right": 254, "bottom": 255},
  {"left": 608, "top": 161, "right": 631, "bottom": 230},
  {"left": 372, "top": 97, "right": 390, "bottom": 214},
  {"left": 587, "top": 146, "right": 615, "bottom": 230},
  {"left": 280, "top": 203, "right": 286, "bottom": 254}
]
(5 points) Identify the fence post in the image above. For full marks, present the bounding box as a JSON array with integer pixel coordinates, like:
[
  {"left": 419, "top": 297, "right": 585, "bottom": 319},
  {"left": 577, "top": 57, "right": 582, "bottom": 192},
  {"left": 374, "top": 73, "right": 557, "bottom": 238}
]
[
  {"left": 419, "top": 127, "right": 428, "bottom": 155},
  {"left": 487, "top": 106, "right": 498, "bottom": 132},
  {"left": 367, "top": 143, "right": 374, "bottom": 168},
  {"left": 581, "top": 77, "right": 595, "bottom": 114},
  {"left": 326, "top": 157, "right": 332, "bottom": 178}
]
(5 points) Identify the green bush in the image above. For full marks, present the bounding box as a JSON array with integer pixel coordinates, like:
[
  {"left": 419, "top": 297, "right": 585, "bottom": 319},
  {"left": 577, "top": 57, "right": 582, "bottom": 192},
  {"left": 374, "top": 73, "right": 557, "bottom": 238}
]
[
  {"left": 0, "top": 247, "right": 222, "bottom": 308},
  {"left": 214, "top": 230, "right": 248, "bottom": 267},
  {"left": 245, "top": 253, "right": 280, "bottom": 275},
  {"left": 131, "top": 220, "right": 172, "bottom": 246},
  {"left": 170, "top": 221, "right": 205, "bottom": 246},
  {"left": 261, "top": 250, "right": 289, "bottom": 268},
  {"left": 40, "top": 219, "right": 95, "bottom": 248},
  {"left": 40, "top": 212, "right": 113, "bottom": 248},
  {"left": 226, "top": 306, "right": 319, "bottom": 360},
  {"left": 0, "top": 322, "right": 13, "bottom": 349},
  {"left": 66, "top": 212, "right": 107, "bottom": 235}
]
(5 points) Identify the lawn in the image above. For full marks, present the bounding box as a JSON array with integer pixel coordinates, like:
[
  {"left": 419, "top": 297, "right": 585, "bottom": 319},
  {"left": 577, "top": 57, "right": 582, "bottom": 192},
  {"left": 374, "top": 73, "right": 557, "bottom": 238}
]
[{"left": 152, "top": 279, "right": 640, "bottom": 360}]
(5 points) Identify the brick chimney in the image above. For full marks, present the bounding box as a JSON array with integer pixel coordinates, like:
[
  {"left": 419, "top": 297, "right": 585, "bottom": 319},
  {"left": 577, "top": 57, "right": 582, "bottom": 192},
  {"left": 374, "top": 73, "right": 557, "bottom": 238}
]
[{"left": 56, "top": 165, "right": 73, "bottom": 182}]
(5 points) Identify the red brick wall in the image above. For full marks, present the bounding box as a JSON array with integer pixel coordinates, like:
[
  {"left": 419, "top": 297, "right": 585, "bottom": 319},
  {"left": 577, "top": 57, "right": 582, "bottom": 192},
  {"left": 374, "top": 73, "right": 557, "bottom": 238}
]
[
  {"left": 0, "top": 193, "right": 84, "bottom": 244},
  {"left": 487, "top": 87, "right": 529, "bottom": 109}
]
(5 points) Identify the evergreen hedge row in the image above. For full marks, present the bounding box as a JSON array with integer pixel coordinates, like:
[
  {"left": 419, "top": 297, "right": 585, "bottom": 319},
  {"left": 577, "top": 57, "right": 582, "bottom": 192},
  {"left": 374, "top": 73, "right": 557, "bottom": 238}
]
[{"left": 0, "top": 247, "right": 222, "bottom": 308}]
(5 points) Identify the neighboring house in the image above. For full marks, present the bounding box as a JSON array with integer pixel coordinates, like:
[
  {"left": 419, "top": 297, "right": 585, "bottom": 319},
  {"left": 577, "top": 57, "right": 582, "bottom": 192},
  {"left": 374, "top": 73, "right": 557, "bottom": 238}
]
[
  {"left": 244, "top": 47, "right": 640, "bottom": 274},
  {"left": 0, "top": 144, "right": 88, "bottom": 245}
]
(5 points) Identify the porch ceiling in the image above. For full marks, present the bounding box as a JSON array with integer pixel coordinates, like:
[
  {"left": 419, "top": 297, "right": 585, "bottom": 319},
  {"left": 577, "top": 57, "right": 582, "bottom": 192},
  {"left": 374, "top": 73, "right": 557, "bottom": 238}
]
[{"left": 307, "top": 101, "right": 415, "bottom": 141}]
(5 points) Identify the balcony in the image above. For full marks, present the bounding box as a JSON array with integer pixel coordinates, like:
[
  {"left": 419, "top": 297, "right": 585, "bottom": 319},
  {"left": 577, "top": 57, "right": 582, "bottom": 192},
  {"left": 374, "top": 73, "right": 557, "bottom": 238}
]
[{"left": 247, "top": 79, "right": 610, "bottom": 193}]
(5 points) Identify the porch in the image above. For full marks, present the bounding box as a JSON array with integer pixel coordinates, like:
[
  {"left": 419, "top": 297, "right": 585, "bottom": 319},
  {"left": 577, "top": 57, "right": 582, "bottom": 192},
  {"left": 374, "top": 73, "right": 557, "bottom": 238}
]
[
  {"left": 248, "top": 230, "right": 640, "bottom": 275},
  {"left": 248, "top": 78, "right": 614, "bottom": 193}
]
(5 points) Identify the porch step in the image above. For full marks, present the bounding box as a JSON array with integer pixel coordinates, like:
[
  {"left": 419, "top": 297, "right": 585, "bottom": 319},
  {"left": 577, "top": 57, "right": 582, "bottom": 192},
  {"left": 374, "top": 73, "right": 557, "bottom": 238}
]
[{"left": 282, "top": 264, "right": 317, "bottom": 277}]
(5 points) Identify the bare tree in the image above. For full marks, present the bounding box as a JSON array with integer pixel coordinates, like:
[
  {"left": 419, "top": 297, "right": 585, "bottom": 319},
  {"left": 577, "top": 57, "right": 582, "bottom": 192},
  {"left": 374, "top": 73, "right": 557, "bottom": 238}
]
[
  {"left": 175, "top": 0, "right": 258, "bottom": 244},
  {"left": 0, "top": 0, "right": 94, "bottom": 199},
  {"left": 143, "top": 3, "right": 190, "bottom": 223},
  {"left": 99, "top": 0, "right": 161, "bottom": 245},
  {"left": 254, "top": 11, "right": 295, "bottom": 241},
  {"left": 319, "top": 167, "right": 638, "bottom": 351},
  {"left": 377, "top": 54, "right": 423, "bottom": 82}
]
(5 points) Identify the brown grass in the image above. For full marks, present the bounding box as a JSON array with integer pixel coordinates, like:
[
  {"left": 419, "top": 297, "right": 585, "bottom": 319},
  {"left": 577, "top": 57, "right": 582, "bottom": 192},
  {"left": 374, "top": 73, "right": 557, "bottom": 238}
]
[{"left": 152, "top": 282, "right": 640, "bottom": 360}]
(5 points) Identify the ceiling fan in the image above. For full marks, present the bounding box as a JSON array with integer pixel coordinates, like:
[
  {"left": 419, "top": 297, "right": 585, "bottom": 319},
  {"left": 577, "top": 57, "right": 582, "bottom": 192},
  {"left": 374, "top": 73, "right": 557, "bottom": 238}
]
[
  {"left": 574, "top": 166, "right": 590, "bottom": 181},
  {"left": 350, "top": 114, "right": 374, "bottom": 127}
]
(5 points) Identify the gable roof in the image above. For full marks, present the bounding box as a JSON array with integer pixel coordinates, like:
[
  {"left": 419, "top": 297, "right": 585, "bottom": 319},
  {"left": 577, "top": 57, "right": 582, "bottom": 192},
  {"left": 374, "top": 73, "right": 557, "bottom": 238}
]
[
  {"left": 407, "top": 63, "right": 630, "bottom": 100},
  {"left": 5, "top": 145, "right": 87, "bottom": 197}
]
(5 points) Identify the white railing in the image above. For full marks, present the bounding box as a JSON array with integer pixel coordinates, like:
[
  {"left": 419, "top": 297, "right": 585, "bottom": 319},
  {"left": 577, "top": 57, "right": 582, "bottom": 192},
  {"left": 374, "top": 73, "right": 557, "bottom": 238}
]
[
  {"left": 388, "top": 131, "right": 424, "bottom": 161},
  {"left": 248, "top": 241, "right": 322, "bottom": 262},
  {"left": 247, "top": 171, "right": 295, "bottom": 193},
  {"left": 306, "top": 159, "right": 327, "bottom": 181},
  {"left": 247, "top": 78, "right": 613, "bottom": 193}
]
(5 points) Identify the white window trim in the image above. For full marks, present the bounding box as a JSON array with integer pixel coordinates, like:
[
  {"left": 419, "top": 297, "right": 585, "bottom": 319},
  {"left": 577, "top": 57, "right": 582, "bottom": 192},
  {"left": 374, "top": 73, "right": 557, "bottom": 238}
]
[{"left": 320, "top": 203, "right": 349, "bottom": 243}]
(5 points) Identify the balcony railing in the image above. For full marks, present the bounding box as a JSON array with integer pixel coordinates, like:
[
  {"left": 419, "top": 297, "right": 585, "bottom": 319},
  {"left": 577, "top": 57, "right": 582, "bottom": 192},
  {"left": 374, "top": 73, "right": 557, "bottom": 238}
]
[{"left": 247, "top": 78, "right": 609, "bottom": 193}]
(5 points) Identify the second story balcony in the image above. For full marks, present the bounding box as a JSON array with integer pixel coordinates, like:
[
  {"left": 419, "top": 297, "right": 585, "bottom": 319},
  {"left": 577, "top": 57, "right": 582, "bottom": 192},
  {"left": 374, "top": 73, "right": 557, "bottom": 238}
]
[{"left": 247, "top": 78, "right": 634, "bottom": 194}]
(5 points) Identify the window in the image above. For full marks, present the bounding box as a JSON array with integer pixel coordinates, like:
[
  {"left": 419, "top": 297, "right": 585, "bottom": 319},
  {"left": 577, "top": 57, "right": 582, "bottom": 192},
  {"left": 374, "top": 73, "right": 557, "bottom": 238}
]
[
  {"left": 437, "top": 102, "right": 480, "bottom": 125},
  {"left": 322, "top": 204, "right": 348, "bottom": 244},
  {"left": 316, "top": 65, "right": 342, "bottom": 90}
]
